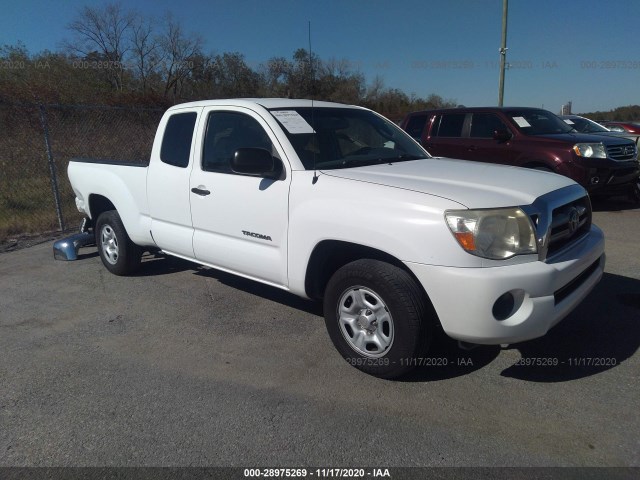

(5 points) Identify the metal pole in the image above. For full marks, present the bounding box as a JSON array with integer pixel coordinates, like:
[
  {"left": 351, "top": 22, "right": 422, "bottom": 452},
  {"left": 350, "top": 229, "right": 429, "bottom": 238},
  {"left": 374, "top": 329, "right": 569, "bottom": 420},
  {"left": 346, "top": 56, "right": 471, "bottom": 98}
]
[
  {"left": 39, "top": 104, "right": 65, "bottom": 232},
  {"left": 498, "top": 0, "right": 509, "bottom": 106}
]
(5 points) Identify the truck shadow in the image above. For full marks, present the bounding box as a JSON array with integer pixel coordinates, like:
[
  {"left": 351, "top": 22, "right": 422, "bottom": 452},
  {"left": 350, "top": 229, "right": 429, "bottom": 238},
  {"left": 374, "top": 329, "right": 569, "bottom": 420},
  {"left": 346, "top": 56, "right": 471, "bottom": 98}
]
[
  {"left": 396, "top": 335, "right": 501, "bottom": 382},
  {"left": 498, "top": 272, "right": 640, "bottom": 382},
  {"left": 131, "top": 253, "right": 322, "bottom": 315},
  {"left": 77, "top": 250, "right": 99, "bottom": 260},
  {"left": 399, "top": 272, "right": 640, "bottom": 382},
  {"left": 132, "top": 254, "right": 639, "bottom": 383},
  {"left": 133, "top": 252, "right": 195, "bottom": 277},
  {"left": 192, "top": 265, "right": 323, "bottom": 317}
]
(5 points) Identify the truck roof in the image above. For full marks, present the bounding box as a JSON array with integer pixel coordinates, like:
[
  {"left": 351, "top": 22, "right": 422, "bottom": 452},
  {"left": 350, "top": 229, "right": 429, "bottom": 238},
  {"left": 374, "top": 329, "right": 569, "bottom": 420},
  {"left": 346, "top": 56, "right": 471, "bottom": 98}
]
[
  {"left": 405, "top": 106, "right": 549, "bottom": 117},
  {"left": 167, "top": 98, "right": 362, "bottom": 111}
]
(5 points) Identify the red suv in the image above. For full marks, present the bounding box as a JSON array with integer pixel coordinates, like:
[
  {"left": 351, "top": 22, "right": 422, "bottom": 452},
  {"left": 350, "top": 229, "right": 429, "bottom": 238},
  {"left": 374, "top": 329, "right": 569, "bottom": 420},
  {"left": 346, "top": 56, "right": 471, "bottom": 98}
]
[
  {"left": 601, "top": 121, "right": 640, "bottom": 135},
  {"left": 401, "top": 107, "right": 640, "bottom": 201}
]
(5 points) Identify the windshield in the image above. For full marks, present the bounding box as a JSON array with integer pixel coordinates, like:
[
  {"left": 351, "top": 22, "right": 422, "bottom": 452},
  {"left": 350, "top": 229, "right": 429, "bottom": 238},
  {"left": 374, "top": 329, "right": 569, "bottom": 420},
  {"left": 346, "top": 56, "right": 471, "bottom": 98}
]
[
  {"left": 563, "top": 117, "right": 609, "bottom": 133},
  {"left": 507, "top": 110, "right": 574, "bottom": 135},
  {"left": 269, "top": 107, "right": 429, "bottom": 170}
]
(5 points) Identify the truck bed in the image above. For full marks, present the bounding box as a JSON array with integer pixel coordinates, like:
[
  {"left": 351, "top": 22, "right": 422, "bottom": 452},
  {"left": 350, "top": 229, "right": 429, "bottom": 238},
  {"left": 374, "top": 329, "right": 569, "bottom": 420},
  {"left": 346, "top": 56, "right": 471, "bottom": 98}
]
[
  {"left": 68, "top": 158, "right": 153, "bottom": 246},
  {"left": 70, "top": 158, "right": 149, "bottom": 167}
]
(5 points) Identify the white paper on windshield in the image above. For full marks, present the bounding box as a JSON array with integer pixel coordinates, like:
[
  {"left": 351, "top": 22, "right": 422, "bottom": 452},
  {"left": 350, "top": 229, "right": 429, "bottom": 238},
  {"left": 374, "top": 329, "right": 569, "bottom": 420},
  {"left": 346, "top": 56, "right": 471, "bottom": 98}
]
[
  {"left": 512, "top": 116, "right": 531, "bottom": 128},
  {"left": 271, "top": 110, "right": 315, "bottom": 134},
  {"left": 563, "top": 119, "right": 575, "bottom": 124}
]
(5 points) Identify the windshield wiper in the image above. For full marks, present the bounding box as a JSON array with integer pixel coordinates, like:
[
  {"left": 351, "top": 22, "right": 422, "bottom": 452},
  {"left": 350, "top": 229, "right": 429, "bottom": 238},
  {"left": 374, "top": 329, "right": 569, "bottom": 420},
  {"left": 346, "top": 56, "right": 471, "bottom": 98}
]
[
  {"left": 336, "top": 154, "right": 427, "bottom": 169},
  {"left": 338, "top": 157, "right": 388, "bottom": 169},
  {"left": 386, "top": 154, "right": 427, "bottom": 163}
]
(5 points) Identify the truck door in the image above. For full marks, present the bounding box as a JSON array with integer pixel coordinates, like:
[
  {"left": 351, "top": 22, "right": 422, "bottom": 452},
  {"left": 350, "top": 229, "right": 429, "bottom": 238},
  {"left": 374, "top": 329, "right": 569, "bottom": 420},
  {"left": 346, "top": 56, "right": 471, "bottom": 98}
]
[
  {"left": 147, "top": 108, "right": 201, "bottom": 257},
  {"left": 189, "top": 107, "right": 291, "bottom": 287},
  {"left": 425, "top": 113, "right": 468, "bottom": 159},
  {"left": 463, "top": 112, "right": 517, "bottom": 166}
]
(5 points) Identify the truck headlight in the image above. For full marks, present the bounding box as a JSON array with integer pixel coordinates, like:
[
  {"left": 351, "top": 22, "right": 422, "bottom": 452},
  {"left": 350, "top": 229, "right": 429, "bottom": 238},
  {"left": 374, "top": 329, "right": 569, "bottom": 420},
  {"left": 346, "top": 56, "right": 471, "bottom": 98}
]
[
  {"left": 572, "top": 143, "right": 607, "bottom": 158},
  {"left": 445, "top": 208, "right": 537, "bottom": 259}
]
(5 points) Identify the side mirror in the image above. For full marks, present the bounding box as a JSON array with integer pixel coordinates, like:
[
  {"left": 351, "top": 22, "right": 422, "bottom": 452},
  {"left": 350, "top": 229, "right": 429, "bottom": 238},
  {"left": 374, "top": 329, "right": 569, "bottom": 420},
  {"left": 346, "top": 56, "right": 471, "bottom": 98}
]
[
  {"left": 231, "top": 148, "right": 282, "bottom": 179},
  {"left": 493, "top": 129, "right": 512, "bottom": 142}
]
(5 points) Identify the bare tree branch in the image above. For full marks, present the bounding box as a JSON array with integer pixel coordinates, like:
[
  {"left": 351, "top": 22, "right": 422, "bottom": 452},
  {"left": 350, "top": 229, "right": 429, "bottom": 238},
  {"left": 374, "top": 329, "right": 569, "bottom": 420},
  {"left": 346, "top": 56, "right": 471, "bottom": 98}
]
[
  {"left": 64, "top": 2, "right": 134, "bottom": 91},
  {"left": 157, "top": 14, "right": 202, "bottom": 99},
  {"left": 131, "top": 15, "right": 159, "bottom": 92}
]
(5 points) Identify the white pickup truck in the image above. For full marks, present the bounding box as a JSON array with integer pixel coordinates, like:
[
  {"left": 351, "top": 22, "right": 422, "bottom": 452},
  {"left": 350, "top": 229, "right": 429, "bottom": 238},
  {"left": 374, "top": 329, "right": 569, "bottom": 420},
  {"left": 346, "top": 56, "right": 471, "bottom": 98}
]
[{"left": 68, "top": 99, "right": 605, "bottom": 378}]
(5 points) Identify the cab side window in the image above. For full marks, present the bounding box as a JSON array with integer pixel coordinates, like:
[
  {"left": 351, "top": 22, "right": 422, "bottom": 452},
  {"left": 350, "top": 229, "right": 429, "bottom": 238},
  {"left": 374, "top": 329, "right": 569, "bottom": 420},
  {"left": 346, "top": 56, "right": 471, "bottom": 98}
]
[
  {"left": 470, "top": 113, "right": 509, "bottom": 138},
  {"left": 202, "top": 112, "right": 273, "bottom": 173},
  {"left": 160, "top": 112, "right": 197, "bottom": 168},
  {"left": 433, "top": 114, "right": 465, "bottom": 137}
]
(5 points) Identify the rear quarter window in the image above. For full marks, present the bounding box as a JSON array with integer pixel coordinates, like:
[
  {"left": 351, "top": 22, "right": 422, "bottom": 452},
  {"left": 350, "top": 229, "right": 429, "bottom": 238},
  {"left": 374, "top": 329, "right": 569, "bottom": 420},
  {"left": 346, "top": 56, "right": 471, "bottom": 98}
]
[
  {"left": 160, "top": 112, "right": 197, "bottom": 168},
  {"left": 405, "top": 114, "right": 428, "bottom": 139}
]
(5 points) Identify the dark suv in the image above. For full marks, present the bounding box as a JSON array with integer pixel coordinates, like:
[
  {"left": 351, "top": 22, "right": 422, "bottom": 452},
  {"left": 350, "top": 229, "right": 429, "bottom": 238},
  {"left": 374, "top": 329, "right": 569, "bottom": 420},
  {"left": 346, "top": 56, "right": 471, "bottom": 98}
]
[{"left": 401, "top": 107, "right": 639, "bottom": 200}]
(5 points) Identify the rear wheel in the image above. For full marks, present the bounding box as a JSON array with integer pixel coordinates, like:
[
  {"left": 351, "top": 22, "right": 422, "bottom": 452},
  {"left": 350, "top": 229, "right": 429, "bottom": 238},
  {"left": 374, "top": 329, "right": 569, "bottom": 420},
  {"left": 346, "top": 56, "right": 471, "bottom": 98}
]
[
  {"left": 323, "top": 259, "right": 433, "bottom": 379},
  {"left": 95, "top": 210, "right": 142, "bottom": 276}
]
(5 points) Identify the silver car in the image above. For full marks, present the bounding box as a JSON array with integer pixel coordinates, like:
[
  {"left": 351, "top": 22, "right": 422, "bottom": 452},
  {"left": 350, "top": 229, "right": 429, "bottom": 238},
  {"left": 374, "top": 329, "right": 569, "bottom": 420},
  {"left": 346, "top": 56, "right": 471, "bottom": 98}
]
[{"left": 560, "top": 115, "right": 640, "bottom": 147}]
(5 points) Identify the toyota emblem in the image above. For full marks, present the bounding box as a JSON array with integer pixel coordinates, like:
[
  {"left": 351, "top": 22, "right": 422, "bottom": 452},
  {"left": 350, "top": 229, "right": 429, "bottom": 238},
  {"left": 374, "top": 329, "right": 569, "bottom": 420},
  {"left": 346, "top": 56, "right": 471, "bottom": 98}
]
[{"left": 568, "top": 208, "right": 580, "bottom": 235}]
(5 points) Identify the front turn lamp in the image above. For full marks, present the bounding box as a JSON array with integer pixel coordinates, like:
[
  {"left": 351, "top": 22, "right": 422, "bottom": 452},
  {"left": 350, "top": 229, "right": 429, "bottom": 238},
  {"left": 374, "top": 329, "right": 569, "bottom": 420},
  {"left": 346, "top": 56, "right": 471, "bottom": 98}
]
[{"left": 445, "top": 207, "right": 537, "bottom": 260}]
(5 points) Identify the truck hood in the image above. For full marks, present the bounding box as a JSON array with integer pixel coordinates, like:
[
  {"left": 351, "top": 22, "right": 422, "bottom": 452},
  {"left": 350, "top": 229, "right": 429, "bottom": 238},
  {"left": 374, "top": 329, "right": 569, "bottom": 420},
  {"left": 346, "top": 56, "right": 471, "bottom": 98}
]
[{"left": 321, "top": 158, "right": 577, "bottom": 208}]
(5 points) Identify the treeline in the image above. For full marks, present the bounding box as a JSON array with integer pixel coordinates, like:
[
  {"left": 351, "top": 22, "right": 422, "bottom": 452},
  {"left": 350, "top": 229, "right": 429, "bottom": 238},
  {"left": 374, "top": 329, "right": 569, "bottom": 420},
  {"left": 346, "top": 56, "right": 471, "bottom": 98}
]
[
  {"left": 581, "top": 105, "right": 640, "bottom": 122},
  {"left": 0, "top": 3, "right": 455, "bottom": 120}
]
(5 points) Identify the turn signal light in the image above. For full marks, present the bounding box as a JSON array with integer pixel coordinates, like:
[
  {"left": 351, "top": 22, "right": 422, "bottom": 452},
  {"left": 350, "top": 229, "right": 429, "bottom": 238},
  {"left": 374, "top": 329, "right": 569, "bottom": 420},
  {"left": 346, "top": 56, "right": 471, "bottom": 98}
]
[{"left": 454, "top": 232, "right": 476, "bottom": 251}]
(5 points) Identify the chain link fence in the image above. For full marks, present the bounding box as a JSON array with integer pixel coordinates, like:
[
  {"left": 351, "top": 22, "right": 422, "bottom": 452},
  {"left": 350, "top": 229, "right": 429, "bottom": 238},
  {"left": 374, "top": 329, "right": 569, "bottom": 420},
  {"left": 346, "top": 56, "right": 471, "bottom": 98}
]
[{"left": 0, "top": 103, "right": 165, "bottom": 248}]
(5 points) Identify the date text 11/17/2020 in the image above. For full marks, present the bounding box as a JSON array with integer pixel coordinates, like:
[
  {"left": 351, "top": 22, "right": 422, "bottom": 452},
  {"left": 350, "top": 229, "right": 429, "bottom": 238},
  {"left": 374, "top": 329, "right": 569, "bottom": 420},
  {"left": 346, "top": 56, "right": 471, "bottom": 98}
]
[{"left": 348, "top": 357, "right": 618, "bottom": 368}]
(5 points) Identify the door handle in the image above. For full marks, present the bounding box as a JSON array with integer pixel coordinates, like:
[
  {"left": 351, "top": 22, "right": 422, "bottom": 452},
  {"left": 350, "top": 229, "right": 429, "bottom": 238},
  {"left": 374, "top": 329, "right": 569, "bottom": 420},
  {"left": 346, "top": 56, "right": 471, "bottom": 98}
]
[
  {"left": 191, "top": 187, "right": 211, "bottom": 196},
  {"left": 468, "top": 145, "right": 477, "bottom": 151}
]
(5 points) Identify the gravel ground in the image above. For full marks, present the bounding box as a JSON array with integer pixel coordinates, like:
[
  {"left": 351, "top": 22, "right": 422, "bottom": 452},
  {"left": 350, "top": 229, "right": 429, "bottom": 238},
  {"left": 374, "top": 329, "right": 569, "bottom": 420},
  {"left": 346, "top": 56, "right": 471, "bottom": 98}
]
[{"left": 0, "top": 200, "right": 638, "bottom": 469}]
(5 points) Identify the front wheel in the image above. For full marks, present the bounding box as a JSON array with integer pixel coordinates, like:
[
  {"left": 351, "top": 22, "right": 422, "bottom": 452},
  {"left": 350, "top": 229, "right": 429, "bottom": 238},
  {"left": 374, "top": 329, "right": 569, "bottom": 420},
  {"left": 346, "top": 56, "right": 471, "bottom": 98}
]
[
  {"left": 630, "top": 178, "right": 640, "bottom": 204},
  {"left": 323, "top": 259, "right": 433, "bottom": 378},
  {"left": 95, "top": 210, "right": 142, "bottom": 276}
]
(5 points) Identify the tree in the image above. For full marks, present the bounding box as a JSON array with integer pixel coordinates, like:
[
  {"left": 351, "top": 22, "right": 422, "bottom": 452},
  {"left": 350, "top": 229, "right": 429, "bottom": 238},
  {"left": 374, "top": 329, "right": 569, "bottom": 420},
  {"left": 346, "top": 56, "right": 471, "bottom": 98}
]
[
  {"left": 319, "top": 58, "right": 365, "bottom": 103},
  {"left": 65, "top": 2, "right": 135, "bottom": 91},
  {"left": 364, "top": 75, "right": 386, "bottom": 104},
  {"left": 210, "top": 52, "right": 261, "bottom": 98},
  {"left": 130, "top": 14, "right": 159, "bottom": 93},
  {"left": 157, "top": 15, "right": 203, "bottom": 100},
  {"left": 260, "top": 56, "right": 292, "bottom": 97},
  {"left": 287, "top": 48, "right": 322, "bottom": 98}
]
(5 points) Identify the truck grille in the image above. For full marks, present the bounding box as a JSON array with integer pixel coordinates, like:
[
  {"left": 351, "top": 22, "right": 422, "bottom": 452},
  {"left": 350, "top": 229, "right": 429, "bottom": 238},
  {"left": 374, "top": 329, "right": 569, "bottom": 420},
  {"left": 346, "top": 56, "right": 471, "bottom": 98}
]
[
  {"left": 606, "top": 143, "right": 637, "bottom": 161},
  {"left": 546, "top": 196, "right": 592, "bottom": 257}
]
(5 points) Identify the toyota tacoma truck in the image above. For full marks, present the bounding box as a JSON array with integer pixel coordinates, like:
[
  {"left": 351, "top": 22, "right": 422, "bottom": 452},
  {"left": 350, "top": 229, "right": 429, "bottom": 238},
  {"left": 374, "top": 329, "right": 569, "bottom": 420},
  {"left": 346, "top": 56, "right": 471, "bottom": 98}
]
[{"left": 67, "top": 99, "right": 605, "bottom": 378}]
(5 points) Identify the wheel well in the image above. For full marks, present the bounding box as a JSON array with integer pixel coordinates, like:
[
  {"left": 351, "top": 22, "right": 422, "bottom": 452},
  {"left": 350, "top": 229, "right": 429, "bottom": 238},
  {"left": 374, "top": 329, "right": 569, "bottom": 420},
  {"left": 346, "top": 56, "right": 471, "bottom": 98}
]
[
  {"left": 305, "top": 240, "right": 420, "bottom": 300},
  {"left": 88, "top": 194, "right": 116, "bottom": 223}
]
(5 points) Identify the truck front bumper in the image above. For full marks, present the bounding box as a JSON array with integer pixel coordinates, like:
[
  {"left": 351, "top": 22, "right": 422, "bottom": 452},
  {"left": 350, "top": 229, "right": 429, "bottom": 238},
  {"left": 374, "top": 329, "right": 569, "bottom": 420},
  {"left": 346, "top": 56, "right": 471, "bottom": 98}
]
[{"left": 406, "top": 225, "right": 605, "bottom": 344}]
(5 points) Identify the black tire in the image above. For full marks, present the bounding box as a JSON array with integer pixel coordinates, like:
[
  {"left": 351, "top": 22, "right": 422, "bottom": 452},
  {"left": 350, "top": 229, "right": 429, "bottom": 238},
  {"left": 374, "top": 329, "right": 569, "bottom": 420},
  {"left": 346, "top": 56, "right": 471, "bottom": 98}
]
[
  {"left": 323, "top": 259, "right": 433, "bottom": 379},
  {"left": 95, "top": 210, "right": 142, "bottom": 276},
  {"left": 630, "top": 178, "right": 640, "bottom": 204}
]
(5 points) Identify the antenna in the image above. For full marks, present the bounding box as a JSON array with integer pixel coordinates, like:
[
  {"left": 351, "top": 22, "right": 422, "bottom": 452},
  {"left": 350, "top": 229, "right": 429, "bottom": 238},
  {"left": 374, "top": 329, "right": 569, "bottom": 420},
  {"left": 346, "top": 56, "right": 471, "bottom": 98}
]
[{"left": 309, "top": 20, "right": 318, "bottom": 184}]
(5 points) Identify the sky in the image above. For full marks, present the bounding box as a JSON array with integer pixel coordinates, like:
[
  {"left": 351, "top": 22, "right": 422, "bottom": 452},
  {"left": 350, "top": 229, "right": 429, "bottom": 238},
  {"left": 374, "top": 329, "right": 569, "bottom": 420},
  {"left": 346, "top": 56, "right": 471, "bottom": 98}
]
[{"left": 1, "top": 0, "right": 639, "bottom": 113}]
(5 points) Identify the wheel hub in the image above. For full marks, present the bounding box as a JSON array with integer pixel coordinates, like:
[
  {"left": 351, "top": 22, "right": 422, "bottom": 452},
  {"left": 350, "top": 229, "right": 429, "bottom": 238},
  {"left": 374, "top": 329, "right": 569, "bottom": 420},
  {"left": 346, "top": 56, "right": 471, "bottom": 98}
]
[
  {"left": 100, "top": 225, "right": 119, "bottom": 265},
  {"left": 356, "top": 309, "right": 378, "bottom": 333},
  {"left": 337, "top": 286, "right": 394, "bottom": 358}
]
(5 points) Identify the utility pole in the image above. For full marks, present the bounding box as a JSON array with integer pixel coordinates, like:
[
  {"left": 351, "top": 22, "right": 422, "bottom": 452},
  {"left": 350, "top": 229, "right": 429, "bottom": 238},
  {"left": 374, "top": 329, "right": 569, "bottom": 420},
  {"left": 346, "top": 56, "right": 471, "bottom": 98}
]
[{"left": 498, "top": 0, "right": 509, "bottom": 106}]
